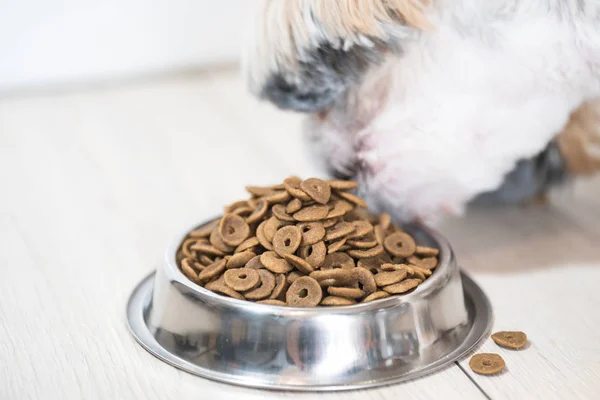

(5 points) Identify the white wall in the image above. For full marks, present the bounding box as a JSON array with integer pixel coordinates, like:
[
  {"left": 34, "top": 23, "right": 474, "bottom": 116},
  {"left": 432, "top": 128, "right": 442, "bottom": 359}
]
[{"left": 0, "top": 0, "right": 250, "bottom": 92}]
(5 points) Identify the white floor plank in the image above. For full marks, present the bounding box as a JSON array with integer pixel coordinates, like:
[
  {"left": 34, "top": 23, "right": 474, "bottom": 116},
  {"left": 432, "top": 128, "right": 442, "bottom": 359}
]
[{"left": 439, "top": 203, "right": 600, "bottom": 400}]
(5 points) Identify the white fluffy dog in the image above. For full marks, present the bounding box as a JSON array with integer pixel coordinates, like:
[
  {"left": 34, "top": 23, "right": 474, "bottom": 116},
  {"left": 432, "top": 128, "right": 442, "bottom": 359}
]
[{"left": 243, "top": 0, "right": 600, "bottom": 223}]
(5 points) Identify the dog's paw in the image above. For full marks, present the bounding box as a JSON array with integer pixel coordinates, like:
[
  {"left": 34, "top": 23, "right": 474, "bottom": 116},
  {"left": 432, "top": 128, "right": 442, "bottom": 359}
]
[{"left": 243, "top": 0, "right": 430, "bottom": 112}]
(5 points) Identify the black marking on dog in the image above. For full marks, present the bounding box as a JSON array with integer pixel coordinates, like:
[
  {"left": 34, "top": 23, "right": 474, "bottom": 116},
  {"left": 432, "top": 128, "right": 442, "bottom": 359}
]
[
  {"left": 261, "top": 40, "right": 392, "bottom": 113},
  {"left": 471, "top": 141, "right": 568, "bottom": 205}
]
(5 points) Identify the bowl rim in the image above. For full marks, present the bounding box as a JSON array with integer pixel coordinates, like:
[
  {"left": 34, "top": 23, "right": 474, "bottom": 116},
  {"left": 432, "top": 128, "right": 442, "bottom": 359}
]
[{"left": 162, "top": 216, "right": 457, "bottom": 315}]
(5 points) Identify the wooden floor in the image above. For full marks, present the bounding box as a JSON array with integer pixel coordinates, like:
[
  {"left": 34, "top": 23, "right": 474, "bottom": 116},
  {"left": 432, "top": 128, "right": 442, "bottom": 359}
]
[{"left": 1, "top": 66, "right": 599, "bottom": 400}]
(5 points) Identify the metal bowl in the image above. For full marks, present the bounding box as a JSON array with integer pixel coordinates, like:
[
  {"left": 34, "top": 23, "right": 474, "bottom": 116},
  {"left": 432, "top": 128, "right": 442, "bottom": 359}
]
[{"left": 126, "top": 219, "right": 492, "bottom": 391}]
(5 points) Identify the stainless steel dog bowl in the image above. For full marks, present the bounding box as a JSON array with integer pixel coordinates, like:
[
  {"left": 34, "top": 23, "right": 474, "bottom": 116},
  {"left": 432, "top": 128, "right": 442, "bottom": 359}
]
[{"left": 126, "top": 219, "right": 492, "bottom": 391}]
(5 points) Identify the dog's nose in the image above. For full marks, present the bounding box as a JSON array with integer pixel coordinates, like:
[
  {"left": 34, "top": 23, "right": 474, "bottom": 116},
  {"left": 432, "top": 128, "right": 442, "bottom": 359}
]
[{"left": 260, "top": 74, "right": 343, "bottom": 113}]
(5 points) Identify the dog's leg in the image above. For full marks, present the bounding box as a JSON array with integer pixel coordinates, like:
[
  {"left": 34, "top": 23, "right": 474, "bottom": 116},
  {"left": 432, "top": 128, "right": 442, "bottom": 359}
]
[
  {"left": 472, "top": 99, "right": 600, "bottom": 206},
  {"left": 556, "top": 98, "right": 600, "bottom": 177}
]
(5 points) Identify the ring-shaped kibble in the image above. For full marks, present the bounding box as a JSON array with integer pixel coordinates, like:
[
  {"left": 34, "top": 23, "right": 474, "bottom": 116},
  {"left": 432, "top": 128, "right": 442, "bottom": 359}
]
[
  {"left": 469, "top": 354, "right": 506, "bottom": 375},
  {"left": 299, "top": 241, "right": 327, "bottom": 268},
  {"left": 374, "top": 270, "right": 408, "bottom": 287},
  {"left": 415, "top": 245, "right": 440, "bottom": 257},
  {"left": 244, "top": 269, "right": 276, "bottom": 300},
  {"left": 326, "top": 200, "right": 353, "bottom": 219},
  {"left": 411, "top": 265, "right": 433, "bottom": 277},
  {"left": 245, "top": 198, "right": 268, "bottom": 224},
  {"left": 234, "top": 237, "right": 259, "bottom": 253},
  {"left": 283, "top": 176, "right": 312, "bottom": 201},
  {"left": 286, "top": 198, "right": 302, "bottom": 214},
  {"left": 324, "top": 221, "right": 355, "bottom": 241},
  {"left": 300, "top": 178, "right": 331, "bottom": 204},
  {"left": 188, "top": 219, "right": 219, "bottom": 238},
  {"left": 264, "top": 217, "right": 282, "bottom": 242},
  {"left": 272, "top": 226, "right": 302, "bottom": 257},
  {"left": 378, "top": 212, "right": 392, "bottom": 231},
  {"left": 272, "top": 204, "right": 295, "bottom": 222},
  {"left": 408, "top": 255, "right": 438, "bottom": 269},
  {"left": 310, "top": 269, "right": 356, "bottom": 285},
  {"left": 352, "top": 267, "right": 377, "bottom": 294},
  {"left": 410, "top": 269, "right": 427, "bottom": 281},
  {"left": 245, "top": 255, "right": 266, "bottom": 269},
  {"left": 231, "top": 206, "right": 253, "bottom": 216},
  {"left": 347, "top": 220, "right": 374, "bottom": 239},
  {"left": 256, "top": 221, "right": 274, "bottom": 251},
  {"left": 362, "top": 291, "right": 390, "bottom": 303},
  {"left": 321, "top": 296, "right": 356, "bottom": 306},
  {"left": 191, "top": 242, "right": 225, "bottom": 257},
  {"left": 347, "top": 245, "right": 384, "bottom": 259},
  {"left": 284, "top": 254, "right": 315, "bottom": 274},
  {"left": 219, "top": 214, "right": 250, "bottom": 247},
  {"left": 293, "top": 205, "right": 330, "bottom": 222},
  {"left": 224, "top": 268, "right": 260, "bottom": 291},
  {"left": 491, "top": 331, "right": 528, "bottom": 349},
  {"left": 245, "top": 185, "right": 276, "bottom": 197},
  {"left": 205, "top": 277, "right": 244, "bottom": 300},
  {"left": 321, "top": 218, "right": 339, "bottom": 228},
  {"left": 321, "top": 252, "right": 355, "bottom": 270},
  {"left": 226, "top": 251, "right": 256, "bottom": 269},
  {"left": 197, "top": 259, "right": 227, "bottom": 282},
  {"left": 182, "top": 257, "right": 205, "bottom": 272},
  {"left": 260, "top": 251, "right": 294, "bottom": 274},
  {"left": 199, "top": 255, "right": 214, "bottom": 266},
  {"left": 327, "top": 180, "right": 358, "bottom": 190},
  {"left": 181, "top": 238, "right": 198, "bottom": 259},
  {"left": 336, "top": 190, "right": 368, "bottom": 208},
  {"left": 327, "top": 286, "right": 365, "bottom": 299},
  {"left": 262, "top": 190, "right": 291, "bottom": 204},
  {"left": 225, "top": 200, "right": 250, "bottom": 213},
  {"left": 357, "top": 253, "right": 392, "bottom": 269},
  {"left": 181, "top": 259, "right": 200, "bottom": 282},
  {"left": 298, "top": 222, "right": 326, "bottom": 246},
  {"left": 384, "top": 232, "right": 416, "bottom": 257},
  {"left": 383, "top": 278, "right": 420, "bottom": 294},
  {"left": 286, "top": 271, "right": 303, "bottom": 285},
  {"left": 374, "top": 225, "right": 386, "bottom": 245},
  {"left": 270, "top": 274, "right": 288, "bottom": 300},
  {"left": 286, "top": 276, "right": 323, "bottom": 307},
  {"left": 347, "top": 234, "right": 378, "bottom": 249},
  {"left": 327, "top": 238, "right": 346, "bottom": 254},
  {"left": 210, "top": 228, "right": 235, "bottom": 253}
]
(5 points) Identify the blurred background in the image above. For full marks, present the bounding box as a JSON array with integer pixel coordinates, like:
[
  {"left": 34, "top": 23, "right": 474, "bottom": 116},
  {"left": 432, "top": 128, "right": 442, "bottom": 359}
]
[{"left": 0, "top": 0, "right": 248, "bottom": 93}]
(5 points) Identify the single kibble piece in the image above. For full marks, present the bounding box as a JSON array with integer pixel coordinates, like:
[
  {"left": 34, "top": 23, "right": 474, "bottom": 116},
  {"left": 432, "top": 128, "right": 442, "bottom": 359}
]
[
  {"left": 224, "top": 268, "right": 260, "bottom": 292},
  {"left": 219, "top": 214, "right": 250, "bottom": 247},
  {"left": 384, "top": 232, "right": 416, "bottom": 257},
  {"left": 469, "top": 353, "right": 506, "bottom": 375},
  {"left": 491, "top": 331, "right": 528, "bottom": 349},
  {"left": 298, "top": 222, "right": 326, "bottom": 245},
  {"left": 321, "top": 296, "right": 356, "bottom": 306},
  {"left": 300, "top": 178, "right": 331, "bottom": 204},
  {"left": 272, "top": 226, "right": 302, "bottom": 257},
  {"left": 286, "top": 277, "right": 323, "bottom": 307},
  {"left": 244, "top": 269, "right": 276, "bottom": 300},
  {"left": 293, "top": 205, "right": 330, "bottom": 222}
]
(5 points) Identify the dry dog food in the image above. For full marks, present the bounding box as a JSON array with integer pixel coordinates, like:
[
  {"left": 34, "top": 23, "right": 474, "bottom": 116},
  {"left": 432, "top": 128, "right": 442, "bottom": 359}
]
[
  {"left": 176, "top": 177, "right": 440, "bottom": 307},
  {"left": 491, "top": 331, "right": 528, "bottom": 349},
  {"left": 469, "top": 353, "right": 506, "bottom": 375}
]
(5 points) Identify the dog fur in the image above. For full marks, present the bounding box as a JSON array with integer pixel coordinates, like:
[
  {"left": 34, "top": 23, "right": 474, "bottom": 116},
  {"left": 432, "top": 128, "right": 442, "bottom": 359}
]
[{"left": 243, "top": 0, "right": 600, "bottom": 223}]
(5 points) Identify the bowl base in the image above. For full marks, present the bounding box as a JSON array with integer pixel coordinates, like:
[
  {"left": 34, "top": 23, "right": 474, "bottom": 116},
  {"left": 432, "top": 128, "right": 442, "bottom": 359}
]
[{"left": 126, "top": 271, "right": 492, "bottom": 392}]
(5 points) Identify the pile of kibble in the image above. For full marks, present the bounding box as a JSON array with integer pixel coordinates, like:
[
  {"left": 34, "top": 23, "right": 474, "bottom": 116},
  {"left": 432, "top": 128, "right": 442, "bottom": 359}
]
[{"left": 177, "top": 177, "right": 439, "bottom": 307}]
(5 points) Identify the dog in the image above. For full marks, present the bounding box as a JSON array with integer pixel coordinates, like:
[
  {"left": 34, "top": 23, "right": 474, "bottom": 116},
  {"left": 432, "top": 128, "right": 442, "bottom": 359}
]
[{"left": 242, "top": 0, "right": 600, "bottom": 224}]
